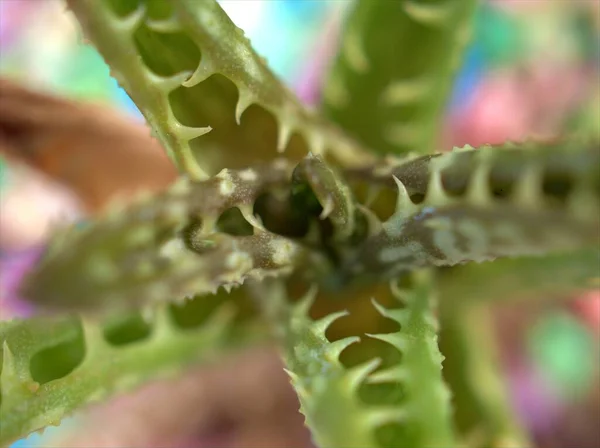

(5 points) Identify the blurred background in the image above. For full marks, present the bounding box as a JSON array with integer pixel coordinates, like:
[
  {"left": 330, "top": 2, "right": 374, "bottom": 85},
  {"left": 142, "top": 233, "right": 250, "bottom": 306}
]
[{"left": 1, "top": 1, "right": 599, "bottom": 447}]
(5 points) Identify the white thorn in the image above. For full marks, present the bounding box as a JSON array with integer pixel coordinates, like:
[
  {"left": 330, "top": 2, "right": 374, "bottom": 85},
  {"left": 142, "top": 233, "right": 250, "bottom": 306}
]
[
  {"left": 393, "top": 175, "right": 416, "bottom": 217},
  {"left": 319, "top": 196, "right": 335, "bottom": 220},
  {"left": 277, "top": 122, "right": 293, "bottom": 152}
]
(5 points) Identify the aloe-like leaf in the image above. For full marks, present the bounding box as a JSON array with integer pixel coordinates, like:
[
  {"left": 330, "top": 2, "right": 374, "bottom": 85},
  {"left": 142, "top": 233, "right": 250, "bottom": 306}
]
[
  {"left": 439, "top": 306, "right": 531, "bottom": 448},
  {"left": 20, "top": 161, "right": 313, "bottom": 312},
  {"left": 438, "top": 249, "right": 600, "bottom": 305},
  {"left": 258, "top": 271, "right": 454, "bottom": 448},
  {"left": 292, "top": 153, "right": 357, "bottom": 243},
  {"left": 339, "top": 141, "right": 600, "bottom": 280},
  {"left": 0, "top": 290, "right": 264, "bottom": 444},
  {"left": 66, "top": 0, "right": 374, "bottom": 180},
  {"left": 322, "top": 0, "right": 478, "bottom": 155},
  {"left": 365, "top": 271, "right": 456, "bottom": 448},
  {"left": 259, "top": 281, "right": 379, "bottom": 448}
]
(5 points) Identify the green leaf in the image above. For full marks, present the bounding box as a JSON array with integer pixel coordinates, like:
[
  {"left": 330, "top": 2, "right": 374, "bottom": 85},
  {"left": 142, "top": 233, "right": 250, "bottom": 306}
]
[
  {"left": 66, "top": 0, "right": 374, "bottom": 180},
  {"left": 322, "top": 0, "right": 478, "bottom": 155},
  {"left": 260, "top": 281, "right": 379, "bottom": 448},
  {"left": 0, "top": 291, "right": 264, "bottom": 444},
  {"left": 258, "top": 271, "right": 454, "bottom": 448},
  {"left": 339, "top": 140, "right": 600, "bottom": 280},
  {"left": 366, "top": 271, "right": 456, "bottom": 448},
  {"left": 438, "top": 249, "right": 600, "bottom": 305},
  {"left": 292, "top": 154, "right": 357, "bottom": 243},
  {"left": 21, "top": 161, "right": 310, "bottom": 312},
  {"left": 439, "top": 306, "right": 531, "bottom": 448}
]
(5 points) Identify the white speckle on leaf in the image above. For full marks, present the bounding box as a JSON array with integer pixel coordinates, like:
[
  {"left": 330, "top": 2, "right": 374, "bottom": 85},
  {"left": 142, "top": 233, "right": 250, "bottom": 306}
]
[
  {"left": 270, "top": 239, "right": 296, "bottom": 265},
  {"left": 225, "top": 251, "right": 253, "bottom": 271},
  {"left": 239, "top": 169, "right": 258, "bottom": 182},
  {"left": 159, "top": 238, "right": 186, "bottom": 259}
]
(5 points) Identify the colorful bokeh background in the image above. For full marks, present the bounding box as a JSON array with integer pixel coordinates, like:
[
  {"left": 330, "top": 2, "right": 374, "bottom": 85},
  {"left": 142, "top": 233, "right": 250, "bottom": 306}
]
[{"left": 1, "top": 1, "right": 599, "bottom": 447}]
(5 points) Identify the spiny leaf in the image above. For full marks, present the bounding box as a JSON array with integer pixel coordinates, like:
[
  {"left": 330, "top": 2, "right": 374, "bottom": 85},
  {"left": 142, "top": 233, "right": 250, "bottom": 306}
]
[
  {"left": 322, "top": 0, "right": 478, "bottom": 155},
  {"left": 257, "top": 272, "right": 454, "bottom": 448},
  {"left": 0, "top": 291, "right": 264, "bottom": 445},
  {"left": 20, "top": 160, "right": 311, "bottom": 312},
  {"left": 67, "top": 0, "right": 374, "bottom": 180},
  {"left": 258, "top": 281, "right": 383, "bottom": 448},
  {"left": 339, "top": 140, "right": 600, "bottom": 281},
  {"left": 292, "top": 154, "right": 357, "bottom": 243},
  {"left": 365, "top": 271, "right": 456, "bottom": 448},
  {"left": 438, "top": 249, "right": 600, "bottom": 305}
]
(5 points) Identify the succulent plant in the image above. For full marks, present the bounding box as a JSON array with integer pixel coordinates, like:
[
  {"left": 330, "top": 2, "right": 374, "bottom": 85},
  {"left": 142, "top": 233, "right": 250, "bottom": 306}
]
[{"left": 1, "top": 0, "right": 598, "bottom": 446}]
